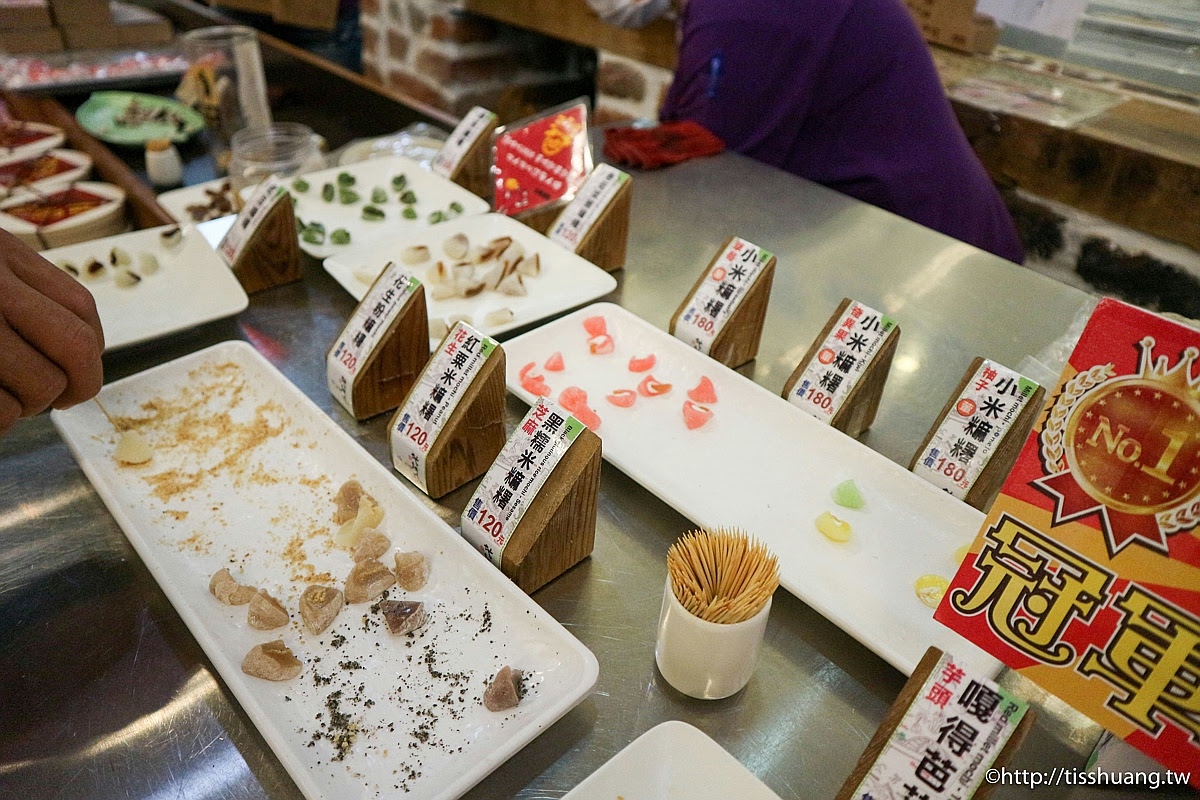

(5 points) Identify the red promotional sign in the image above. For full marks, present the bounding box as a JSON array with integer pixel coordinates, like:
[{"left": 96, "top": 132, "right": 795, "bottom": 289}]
[
  {"left": 493, "top": 102, "right": 590, "bottom": 216},
  {"left": 935, "top": 298, "right": 1200, "bottom": 784}
]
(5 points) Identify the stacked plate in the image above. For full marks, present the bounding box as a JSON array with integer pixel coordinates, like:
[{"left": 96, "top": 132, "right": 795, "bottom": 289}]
[
  {"left": 0, "top": 148, "right": 93, "bottom": 199},
  {"left": 0, "top": 180, "right": 127, "bottom": 249}
]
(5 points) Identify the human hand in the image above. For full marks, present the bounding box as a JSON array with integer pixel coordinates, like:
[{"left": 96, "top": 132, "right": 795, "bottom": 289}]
[{"left": 0, "top": 229, "right": 104, "bottom": 436}]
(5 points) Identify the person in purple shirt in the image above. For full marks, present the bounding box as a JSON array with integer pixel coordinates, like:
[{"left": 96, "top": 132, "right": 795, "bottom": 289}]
[{"left": 659, "top": 0, "right": 1025, "bottom": 263}]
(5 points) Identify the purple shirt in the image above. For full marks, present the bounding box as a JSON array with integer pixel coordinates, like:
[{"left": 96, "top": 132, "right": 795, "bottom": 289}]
[{"left": 660, "top": 0, "right": 1024, "bottom": 263}]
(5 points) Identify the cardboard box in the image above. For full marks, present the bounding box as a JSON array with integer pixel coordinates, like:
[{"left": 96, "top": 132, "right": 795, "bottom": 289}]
[
  {"left": 48, "top": 0, "right": 109, "bottom": 26},
  {"left": 212, "top": 0, "right": 271, "bottom": 16},
  {"left": 0, "top": 0, "right": 52, "bottom": 29},
  {"left": 0, "top": 24, "right": 62, "bottom": 51},
  {"left": 60, "top": 1, "right": 172, "bottom": 48},
  {"left": 272, "top": 0, "right": 338, "bottom": 32}
]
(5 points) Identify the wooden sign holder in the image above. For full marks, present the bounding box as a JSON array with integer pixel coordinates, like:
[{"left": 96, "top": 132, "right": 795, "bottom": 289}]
[
  {"left": 229, "top": 195, "right": 302, "bottom": 294},
  {"left": 501, "top": 425, "right": 602, "bottom": 594},
  {"left": 551, "top": 173, "right": 632, "bottom": 273},
  {"left": 390, "top": 343, "right": 508, "bottom": 499},
  {"left": 447, "top": 118, "right": 498, "bottom": 200},
  {"left": 782, "top": 298, "right": 901, "bottom": 438},
  {"left": 329, "top": 285, "right": 431, "bottom": 420},
  {"left": 668, "top": 237, "right": 776, "bottom": 369},
  {"left": 909, "top": 356, "right": 1046, "bottom": 512},
  {"left": 514, "top": 202, "right": 563, "bottom": 235},
  {"left": 836, "top": 647, "right": 1035, "bottom": 800}
]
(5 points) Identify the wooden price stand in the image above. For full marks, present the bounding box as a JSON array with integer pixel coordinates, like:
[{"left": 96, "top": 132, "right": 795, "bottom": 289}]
[
  {"left": 909, "top": 357, "right": 1045, "bottom": 511},
  {"left": 782, "top": 298, "right": 901, "bottom": 438},
  {"left": 432, "top": 105, "right": 499, "bottom": 201},
  {"left": 389, "top": 321, "right": 507, "bottom": 499},
  {"left": 547, "top": 163, "right": 632, "bottom": 273},
  {"left": 669, "top": 236, "right": 776, "bottom": 369},
  {"left": 215, "top": 176, "right": 301, "bottom": 294},
  {"left": 326, "top": 262, "right": 431, "bottom": 420},
  {"left": 461, "top": 399, "right": 602, "bottom": 593},
  {"left": 837, "top": 647, "right": 1034, "bottom": 800}
]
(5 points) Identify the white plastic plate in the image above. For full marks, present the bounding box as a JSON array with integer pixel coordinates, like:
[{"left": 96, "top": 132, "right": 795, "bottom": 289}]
[
  {"left": 40, "top": 223, "right": 249, "bottom": 351},
  {"left": 286, "top": 155, "right": 489, "bottom": 259},
  {"left": 504, "top": 303, "right": 998, "bottom": 677},
  {"left": 52, "top": 341, "right": 599, "bottom": 800},
  {"left": 563, "top": 721, "right": 782, "bottom": 800},
  {"left": 324, "top": 213, "right": 617, "bottom": 345}
]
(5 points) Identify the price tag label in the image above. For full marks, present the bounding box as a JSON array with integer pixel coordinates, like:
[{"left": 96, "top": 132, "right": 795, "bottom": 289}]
[
  {"left": 326, "top": 262, "right": 421, "bottom": 414},
  {"left": 851, "top": 651, "right": 1028, "bottom": 800},
  {"left": 547, "top": 164, "right": 628, "bottom": 251},
  {"left": 391, "top": 321, "right": 498, "bottom": 492},
  {"left": 217, "top": 175, "right": 287, "bottom": 266},
  {"left": 913, "top": 360, "right": 1040, "bottom": 499},
  {"left": 787, "top": 301, "right": 897, "bottom": 422},
  {"left": 432, "top": 106, "right": 497, "bottom": 178},
  {"left": 674, "top": 237, "right": 772, "bottom": 356},
  {"left": 461, "top": 398, "right": 583, "bottom": 567}
]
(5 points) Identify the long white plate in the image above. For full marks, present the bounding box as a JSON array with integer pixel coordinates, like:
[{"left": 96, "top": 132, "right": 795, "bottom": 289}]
[
  {"left": 324, "top": 213, "right": 617, "bottom": 345},
  {"left": 286, "top": 155, "right": 490, "bottom": 260},
  {"left": 41, "top": 224, "right": 248, "bottom": 351},
  {"left": 52, "top": 341, "right": 598, "bottom": 800},
  {"left": 563, "top": 721, "right": 782, "bottom": 800},
  {"left": 504, "top": 303, "right": 997, "bottom": 677}
]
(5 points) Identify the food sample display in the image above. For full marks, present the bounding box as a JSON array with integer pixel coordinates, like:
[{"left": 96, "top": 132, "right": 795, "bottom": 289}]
[
  {"left": 283, "top": 155, "right": 489, "bottom": 259},
  {"left": 75, "top": 91, "right": 205, "bottom": 145},
  {"left": 157, "top": 177, "right": 236, "bottom": 222},
  {"left": 39, "top": 224, "right": 248, "bottom": 351},
  {"left": 504, "top": 303, "right": 996, "bottom": 676},
  {"left": 51, "top": 341, "right": 598, "bottom": 799},
  {"left": 325, "top": 212, "right": 616, "bottom": 345}
]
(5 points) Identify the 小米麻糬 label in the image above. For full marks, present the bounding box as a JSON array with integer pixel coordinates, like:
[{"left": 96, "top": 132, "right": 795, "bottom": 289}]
[
  {"left": 787, "top": 300, "right": 897, "bottom": 422},
  {"left": 913, "top": 360, "right": 1039, "bottom": 499},
  {"left": 674, "top": 237, "right": 772, "bottom": 355}
]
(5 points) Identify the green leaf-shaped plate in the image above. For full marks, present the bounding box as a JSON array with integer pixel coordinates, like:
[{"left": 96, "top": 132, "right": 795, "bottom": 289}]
[{"left": 76, "top": 91, "right": 204, "bottom": 146}]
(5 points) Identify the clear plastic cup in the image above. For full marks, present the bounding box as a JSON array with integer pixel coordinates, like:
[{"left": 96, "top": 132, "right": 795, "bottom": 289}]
[
  {"left": 228, "top": 122, "right": 326, "bottom": 195},
  {"left": 180, "top": 26, "right": 271, "bottom": 146}
]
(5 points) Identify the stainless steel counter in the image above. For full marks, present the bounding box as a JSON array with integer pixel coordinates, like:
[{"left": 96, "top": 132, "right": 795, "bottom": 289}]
[{"left": 1, "top": 151, "right": 1181, "bottom": 800}]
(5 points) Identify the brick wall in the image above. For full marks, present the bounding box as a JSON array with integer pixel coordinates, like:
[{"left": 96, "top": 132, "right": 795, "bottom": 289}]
[
  {"left": 593, "top": 50, "right": 673, "bottom": 125},
  {"left": 362, "top": 0, "right": 591, "bottom": 122}
]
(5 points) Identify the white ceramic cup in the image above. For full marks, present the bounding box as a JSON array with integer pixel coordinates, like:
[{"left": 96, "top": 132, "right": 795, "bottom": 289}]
[{"left": 654, "top": 577, "right": 772, "bottom": 700}]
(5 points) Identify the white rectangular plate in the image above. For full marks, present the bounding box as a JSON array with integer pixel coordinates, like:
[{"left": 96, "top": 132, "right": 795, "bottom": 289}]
[
  {"left": 504, "top": 303, "right": 997, "bottom": 677},
  {"left": 41, "top": 224, "right": 248, "bottom": 351},
  {"left": 324, "top": 213, "right": 617, "bottom": 345},
  {"left": 52, "top": 341, "right": 598, "bottom": 800},
  {"left": 563, "top": 721, "right": 782, "bottom": 800},
  {"left": 156, "top": 177, "right": 234, "bottom": 223},
  {"left": 286, "top": 156, "right": 490, "bottom": 259}
]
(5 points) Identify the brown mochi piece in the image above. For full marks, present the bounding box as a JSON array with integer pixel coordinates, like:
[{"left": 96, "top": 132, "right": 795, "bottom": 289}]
[
  {"left": 379, "top": 600, "right": 428, "bottom": 635},
  {"left": 247, "top": 590, "right": 289, "bottom": 630},
  {"left": 352, "top": 530, "right": 391, "bottom": 563},
  {"left": 332, "top": 479, "right": 363, "bottom": 524},
  {"left": 209, "top": 567, "right": 256, "bottom": 605},
  {"left": 483, "top": 666, "right": 523, "bottom": 712},
  {"left": 344, "top": 558, "right": 395, "bottom": 604},
  {"left": 393, "top": 550, "right": 429, "bottom": 592},
  {"left": 299, "top": 584, "right": 344, "bottom": 635},
  {"left": 241, "top": 640, "right": 302, "bottom": 681}
]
